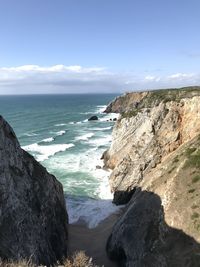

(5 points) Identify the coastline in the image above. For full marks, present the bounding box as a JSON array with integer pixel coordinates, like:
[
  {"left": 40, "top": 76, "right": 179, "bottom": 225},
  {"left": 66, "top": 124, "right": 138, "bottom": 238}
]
[{"left": 68, "top": 209, "right": 123, "bottom": 267}]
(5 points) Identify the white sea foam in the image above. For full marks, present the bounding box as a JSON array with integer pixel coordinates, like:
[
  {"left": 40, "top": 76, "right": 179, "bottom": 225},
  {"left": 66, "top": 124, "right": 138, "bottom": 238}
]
[
  {"left": 67, "top": 197, "right": 120, "bottom": 228},
  {"left": 42, "top": 137, "right": 54, "bottom": 143},
  {"left": 48, "top": 149, "right": 97, "bottom": 173},
  {"left": 65, "top": 160, "right": 121, "bottom": 228},
  {"left": 56, "top": 130, "right": 66, "bottom": 136},
  {"left": 23, "top": 133, "right": 38, "bottom": 137},
  {"left": 88, "top": 135, "right": 112, "bottom": 147},
  {"left": 69, "top": 121, "right": 84, "bottom": 124},
  {"left": 99, "top": 112, "right": 119, "bottom": 122},
  {"left": 75, "top": 132, "right": 94, "bottom": 141},
  {"left": 38, "top": 109, "right": 117, "bottom": 227},
  {"left": 96, "top": 105, "right": 107, "bottom": 113},
  {"left": 80, "top": 112, "right": 93, "bottom": 115},
  {"left": 43, "top": 130, "right": 118, "bottom": 228},
  {"left": 22, "top": 143, "right": 74, "bottom": 161},
  {"left": 91, "top": 126, "right": 112, "bottom": 131},
  {"left": 48, "top": 145, "right": 112, "bottom": 194},
  {"left": 55, "top": 123, "right": 67, "bottom": 126}
]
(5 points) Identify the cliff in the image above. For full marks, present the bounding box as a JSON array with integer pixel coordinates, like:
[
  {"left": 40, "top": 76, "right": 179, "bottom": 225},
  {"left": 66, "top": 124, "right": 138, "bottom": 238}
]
[
  {"left": 104, "top": 87, "right": 200, "bottom": 266},
  {"left": 104, "top": 86, "right": 200, "bottom": 114},
  {"left": 0, "top": 116, "right": 68, "bottom": 266}
]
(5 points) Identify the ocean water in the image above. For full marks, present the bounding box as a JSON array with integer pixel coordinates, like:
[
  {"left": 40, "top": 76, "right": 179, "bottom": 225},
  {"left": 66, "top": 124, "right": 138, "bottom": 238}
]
[{"left": 0, "top": 94, "right": 120, "bottom": 228}]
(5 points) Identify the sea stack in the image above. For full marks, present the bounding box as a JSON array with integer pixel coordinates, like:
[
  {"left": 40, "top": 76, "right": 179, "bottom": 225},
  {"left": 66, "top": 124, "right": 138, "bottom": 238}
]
[
  {"left": 88, "top": 115, "right": 98, "bottom": 121},
  {"left": 0, "top": 116, "right": 68, "bottom": 266}
]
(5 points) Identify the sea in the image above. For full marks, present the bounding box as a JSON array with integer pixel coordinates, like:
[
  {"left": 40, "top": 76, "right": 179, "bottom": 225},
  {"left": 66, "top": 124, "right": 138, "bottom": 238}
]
[{"left": 0, "top": 94, "right": 120, "bottom": 228}]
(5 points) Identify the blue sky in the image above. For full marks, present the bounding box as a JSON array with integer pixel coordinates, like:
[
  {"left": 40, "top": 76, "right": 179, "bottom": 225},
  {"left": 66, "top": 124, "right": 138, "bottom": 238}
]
[{"left": 0, "top": 0, "right": 200, "bottom": 94}]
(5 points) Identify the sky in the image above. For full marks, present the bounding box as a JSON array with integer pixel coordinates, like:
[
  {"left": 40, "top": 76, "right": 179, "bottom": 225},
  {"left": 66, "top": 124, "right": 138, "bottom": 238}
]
[{"left": 0, "top": 0, "right": 200, "bottom": 94}]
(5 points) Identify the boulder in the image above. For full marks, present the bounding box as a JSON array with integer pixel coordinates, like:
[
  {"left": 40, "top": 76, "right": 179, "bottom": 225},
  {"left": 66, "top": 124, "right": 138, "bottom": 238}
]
[
  {"left": 113, "top": 189, "right": 136, "bottom": 205},
  {"left": 0, "top": 116, "right": 68, "bottom": 266},
  {"left": 107, "top": 189, "right": 200, "bottom": 266},
  {"left": 88, "top": 115, "right": 98, "bottom": 121},
  {"left": 96, "top": 165, "right": 102, "bottom": 169}
]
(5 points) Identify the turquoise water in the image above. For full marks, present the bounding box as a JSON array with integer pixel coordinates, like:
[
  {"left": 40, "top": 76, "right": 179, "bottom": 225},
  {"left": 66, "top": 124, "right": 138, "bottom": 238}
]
[{"left": 0, "top": 94, "right": 120, "bottom": 227}]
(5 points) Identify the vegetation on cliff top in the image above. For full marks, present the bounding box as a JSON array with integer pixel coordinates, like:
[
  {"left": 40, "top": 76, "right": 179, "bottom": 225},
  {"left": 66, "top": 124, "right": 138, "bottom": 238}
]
[
  {"left": 142, "top": 86, "right": 200, "bottom": 106},
  {"left": 117, "top": 86, "right": 200, "bottom": 118}
]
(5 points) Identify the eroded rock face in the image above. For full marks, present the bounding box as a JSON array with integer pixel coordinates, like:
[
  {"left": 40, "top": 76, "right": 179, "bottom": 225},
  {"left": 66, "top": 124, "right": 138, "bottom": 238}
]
[
  {"left": 104, "top": 95, "right": 200, "bottom": 204},
  {"left": 104, "top": 92, "right": 148, "bottom": 114},
  {"left": 105, "top": 88, "right": 200, "bottom": 266},
  {"left": 107, "top": 189, "right": 200, "bottom": 267},
  {"left": 0, "top": 116, "right": 68, "bottom": 266}
]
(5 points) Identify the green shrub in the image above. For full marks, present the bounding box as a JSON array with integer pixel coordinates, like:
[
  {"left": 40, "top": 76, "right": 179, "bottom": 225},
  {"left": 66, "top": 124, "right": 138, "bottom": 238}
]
[
  {"left": 192, "top": 175, "right": 200, "bottom": 183},
  {"left": 184, "top": 151, "right": 200, "bottom": 168},
  {"left": 191, "top": 212, "right": 199, "bottom": 220},
  {"left": 173, "top": 156, "right": 179, "bottom": 163},
  {"left": 121, "top": 109, "right": 139, "bottom": 118},
  {"left": 185, "top": 147, "right": 196, "bottom": 157},
  {"left": 168, "top": 166, "right": 176, "bottom": 174},
  {"left": 191, "top": 204, "right": 198, "bottom": 209},
  {"left": 188, "top": 189, "right": 195, "bottom": 194}
]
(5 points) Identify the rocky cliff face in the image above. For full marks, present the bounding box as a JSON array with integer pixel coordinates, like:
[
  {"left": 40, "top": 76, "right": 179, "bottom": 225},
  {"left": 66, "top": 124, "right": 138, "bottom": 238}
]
[
  {"left": 103, "top": 88, "right": 200, "bottom": 204},
  {"left": 107, "top": 189, "right": 200, "bottom": 267},
  {"left": 105, "top": 88, "right": 200, "bottom": 266},
  {"left": 0, "top": 116, "right": 68, "bottom": 266}
]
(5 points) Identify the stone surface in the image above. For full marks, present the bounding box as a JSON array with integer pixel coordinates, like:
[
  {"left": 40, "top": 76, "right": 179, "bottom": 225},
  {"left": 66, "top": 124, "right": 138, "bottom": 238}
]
[
  {"left": 105, "top": 88, "right": 200, "bottom": 266},
  {"left": 107, "top": 189, "right": 200, "bottom": 267},
  {"left": 103, "top": 93, "right": 200, "bottom": 204},
  {"left": 0, "top": 116, "right": 68, "bottom": 266},
  {"left": 104, "top": 92, "right": 148, "bottom": 114},
  {"left": 88, "top": 115, "right": 98, "bottom": 121},
  {"left": 104, "top": 86, "right": 200, "bottom": 114}
]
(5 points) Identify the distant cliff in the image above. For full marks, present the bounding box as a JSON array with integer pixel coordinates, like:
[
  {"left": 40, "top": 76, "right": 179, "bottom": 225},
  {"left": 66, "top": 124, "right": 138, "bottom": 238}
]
[
  {"left": 104, "top": 87, "right": 200, "bottom": 266},
  {"left": 0, "top": 116, "right": 68, "bottom": 266}
]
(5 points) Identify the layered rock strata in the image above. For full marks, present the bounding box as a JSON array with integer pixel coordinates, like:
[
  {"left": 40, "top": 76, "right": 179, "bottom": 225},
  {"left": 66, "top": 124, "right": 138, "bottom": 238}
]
[
  {"left": 0, "top": 116, "right": 68, "bottom": 266},
  {"left": 103, "top": 88, "right": 200, "bottom": 204},
  {"left": 105, "top": 88, "right": 200, "bottom": 266}
]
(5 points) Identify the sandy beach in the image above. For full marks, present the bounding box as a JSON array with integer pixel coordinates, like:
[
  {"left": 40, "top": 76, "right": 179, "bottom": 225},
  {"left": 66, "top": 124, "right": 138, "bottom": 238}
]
[{"left": 68, "top": 210, "right": 123, "bottom": 267}]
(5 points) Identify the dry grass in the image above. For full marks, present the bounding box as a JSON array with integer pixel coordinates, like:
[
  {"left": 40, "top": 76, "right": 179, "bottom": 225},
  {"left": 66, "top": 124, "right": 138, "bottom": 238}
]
[
  {"left": 0, "top": 259, "right": 35, "bottom": 267},
  {"left": 0, "top": 252, "right": 100, "bottom": 267},
  {"left": 64, "top": 251, "right": 99, "bottom": 267}
]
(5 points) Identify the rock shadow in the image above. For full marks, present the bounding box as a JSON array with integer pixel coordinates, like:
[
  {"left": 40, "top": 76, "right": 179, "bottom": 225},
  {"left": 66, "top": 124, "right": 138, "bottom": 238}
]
[{"left": 106, "top": 188, "right": 200, "bottom": 267}]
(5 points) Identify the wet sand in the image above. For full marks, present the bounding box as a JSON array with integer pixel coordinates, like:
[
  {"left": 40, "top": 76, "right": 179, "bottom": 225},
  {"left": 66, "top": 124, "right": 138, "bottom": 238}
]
[{"left": 68, "top": 211, "right": 122, "bottom": 267}]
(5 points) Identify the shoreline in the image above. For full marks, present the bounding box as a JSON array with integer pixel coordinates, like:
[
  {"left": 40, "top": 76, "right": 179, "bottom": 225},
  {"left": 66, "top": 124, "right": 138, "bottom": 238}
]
[{"left": 68, "top": 209, "right": 123, "bottom": 267}]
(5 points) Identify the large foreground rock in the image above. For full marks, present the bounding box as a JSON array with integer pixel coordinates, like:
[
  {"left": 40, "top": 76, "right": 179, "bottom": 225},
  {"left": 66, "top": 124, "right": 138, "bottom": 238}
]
[
  {"left": 107, "top": 189, "right": 200, "bottom": 267},
  {"left": 0, "top": 116, "right": 68, "bottom": 266}
]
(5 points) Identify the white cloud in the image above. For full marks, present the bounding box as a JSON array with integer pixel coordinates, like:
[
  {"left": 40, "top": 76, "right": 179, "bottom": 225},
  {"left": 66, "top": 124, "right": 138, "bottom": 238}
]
[
  {"left": 145, "top": 75, "right": 161, "bottom": 82},
  {"left": 0, "top": 65, "right": 199, "bottom": 94},
  {"left": 0, "top": 65, "right": 122, "bottom": 94},
  {"left": 168, "top": 73, "right": 195, "bottom": 80},
  {"left": 0, "top": 65, "right": 105, "bottom": 74}
]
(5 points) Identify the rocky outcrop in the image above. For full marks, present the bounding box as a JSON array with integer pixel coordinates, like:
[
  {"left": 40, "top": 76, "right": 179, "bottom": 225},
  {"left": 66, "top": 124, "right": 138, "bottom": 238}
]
[
  {"left": 88, "top": 115, "right": 98, "bottom": 121},
  {"left": 105, "top": 87, "right": 200, "bottom": 266},
  {"left": 107, "top": 189, "right": 200, "bottom": 267},
  {"left": 103, "top": 89, "right": 200, "bottom": 204},
  {"left": 104, "top": 86, "right": 200, "bottom": 114},
  {"left": 104, "top": 92, "right": 148, "bottom": 114},
  {"left": 0, "top": 116, "right": 68, "bottom": 266}
]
